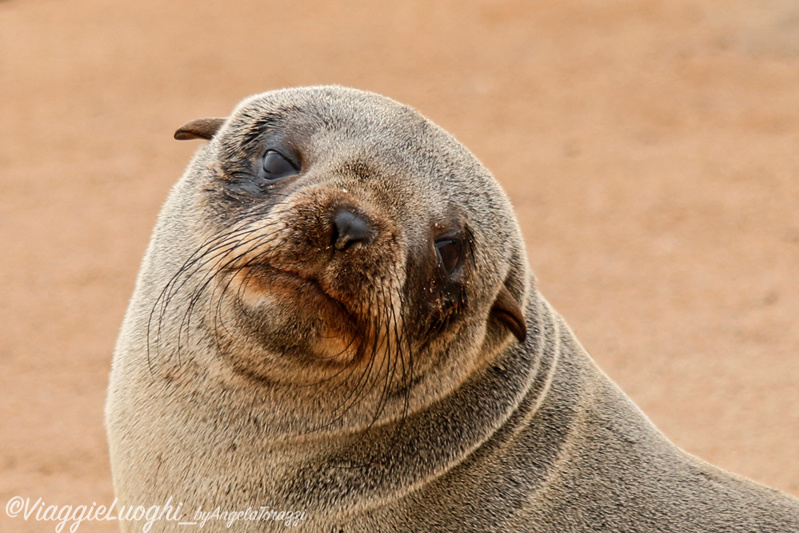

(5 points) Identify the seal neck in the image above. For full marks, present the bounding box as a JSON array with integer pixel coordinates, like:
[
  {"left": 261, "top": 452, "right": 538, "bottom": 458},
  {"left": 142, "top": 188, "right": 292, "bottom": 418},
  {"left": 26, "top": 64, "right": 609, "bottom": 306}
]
[{"left": 273, "top": 288, "right": 568, "bottom": 513}]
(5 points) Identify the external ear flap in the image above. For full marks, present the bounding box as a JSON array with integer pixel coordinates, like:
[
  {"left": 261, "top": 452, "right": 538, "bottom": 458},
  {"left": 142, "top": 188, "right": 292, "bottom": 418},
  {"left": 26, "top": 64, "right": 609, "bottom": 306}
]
[
  {"left": 174, "top": 117, "right": 226, "bottom": 141},
  {"left": 491, "top": 284, "right": 527, "bottom": 343}
]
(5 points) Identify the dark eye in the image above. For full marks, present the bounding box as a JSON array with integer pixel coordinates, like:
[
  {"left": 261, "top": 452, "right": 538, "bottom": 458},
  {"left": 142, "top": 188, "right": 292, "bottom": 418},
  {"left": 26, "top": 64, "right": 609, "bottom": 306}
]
[
  {"left": 435, "top": 238, "right": 462, "bottom": 278},
  {"left": 260, "top": 150, "right": 299, "bottom": 181}
]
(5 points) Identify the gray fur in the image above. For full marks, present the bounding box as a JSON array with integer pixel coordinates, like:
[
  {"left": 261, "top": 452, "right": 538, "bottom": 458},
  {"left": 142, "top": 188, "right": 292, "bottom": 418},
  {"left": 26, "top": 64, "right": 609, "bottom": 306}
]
[{"left": 106, "top": 86, "right": 799, "bottom": 532}]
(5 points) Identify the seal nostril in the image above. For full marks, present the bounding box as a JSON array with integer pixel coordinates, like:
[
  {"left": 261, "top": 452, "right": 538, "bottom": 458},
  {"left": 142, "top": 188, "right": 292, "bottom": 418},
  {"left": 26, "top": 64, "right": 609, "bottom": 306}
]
[{"left": 333, "top": 209, "right": 369, "bottom": 251}]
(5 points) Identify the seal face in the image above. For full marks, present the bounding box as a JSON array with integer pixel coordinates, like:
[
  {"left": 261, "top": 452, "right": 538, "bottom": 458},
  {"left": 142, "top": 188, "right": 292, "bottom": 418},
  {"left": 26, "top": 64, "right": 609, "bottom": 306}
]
[
  {"left": 149, "top": 88, "right": 526, "bottom": 412},
  {"left": 107, "top": 86, "right": 799, "bottom": 533}
]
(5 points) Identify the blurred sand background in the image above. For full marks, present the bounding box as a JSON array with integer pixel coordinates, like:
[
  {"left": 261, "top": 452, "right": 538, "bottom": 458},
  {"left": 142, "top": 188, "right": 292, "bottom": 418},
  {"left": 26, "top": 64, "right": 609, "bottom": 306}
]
[{"left": 1, "top": 0, "right": 798, "bottom": 530}]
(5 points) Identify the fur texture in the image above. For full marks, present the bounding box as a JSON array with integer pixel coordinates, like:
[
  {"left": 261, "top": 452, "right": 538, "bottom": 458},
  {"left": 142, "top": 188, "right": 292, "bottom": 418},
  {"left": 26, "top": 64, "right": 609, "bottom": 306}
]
[{"left": 106, "top": 86, "right": 799, "bottom": 532}]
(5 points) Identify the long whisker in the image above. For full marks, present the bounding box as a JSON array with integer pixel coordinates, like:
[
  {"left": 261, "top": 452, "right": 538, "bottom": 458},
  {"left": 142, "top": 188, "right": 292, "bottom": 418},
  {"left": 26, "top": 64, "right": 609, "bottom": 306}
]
[{"left": 147, "top": 214, "right": 286, "bottom": 368}]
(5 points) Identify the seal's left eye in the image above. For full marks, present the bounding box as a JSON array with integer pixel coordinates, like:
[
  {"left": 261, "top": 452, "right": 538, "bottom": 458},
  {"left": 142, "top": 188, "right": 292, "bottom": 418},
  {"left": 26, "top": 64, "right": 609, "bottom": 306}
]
[
  {"left": 261, "top": 150, "right": 299, "bottom": 181},
  {"left": 435, "top": 238, "right": 462, "bottom": 278}
]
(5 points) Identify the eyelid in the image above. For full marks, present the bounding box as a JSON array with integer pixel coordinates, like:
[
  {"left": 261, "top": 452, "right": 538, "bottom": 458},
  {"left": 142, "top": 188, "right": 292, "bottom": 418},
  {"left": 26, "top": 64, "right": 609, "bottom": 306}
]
[
  {"left": 264, "top": 149, "right": 299, "bottom": 170},
  {"left": 434, "top": 228, "right": 462, "bottom": 242}
]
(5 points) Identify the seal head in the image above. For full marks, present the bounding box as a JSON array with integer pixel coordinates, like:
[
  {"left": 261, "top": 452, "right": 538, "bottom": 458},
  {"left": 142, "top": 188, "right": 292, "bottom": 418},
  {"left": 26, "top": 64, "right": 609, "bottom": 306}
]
[{"left": 148, "top": 87, "right": 528, "bottom": 420}]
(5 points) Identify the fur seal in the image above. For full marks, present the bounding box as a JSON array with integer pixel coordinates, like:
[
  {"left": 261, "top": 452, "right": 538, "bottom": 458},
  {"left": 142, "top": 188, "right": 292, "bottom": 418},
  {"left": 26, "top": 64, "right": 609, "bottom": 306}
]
[{"left": 106, "top": 86, "right": 799, "bottom": 532}]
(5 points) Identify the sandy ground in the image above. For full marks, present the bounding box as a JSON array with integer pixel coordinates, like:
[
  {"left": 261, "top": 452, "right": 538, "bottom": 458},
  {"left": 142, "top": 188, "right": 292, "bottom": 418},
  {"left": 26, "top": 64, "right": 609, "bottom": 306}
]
[{"left": 1, "top": 0, "right": 798, "bottom": 530}]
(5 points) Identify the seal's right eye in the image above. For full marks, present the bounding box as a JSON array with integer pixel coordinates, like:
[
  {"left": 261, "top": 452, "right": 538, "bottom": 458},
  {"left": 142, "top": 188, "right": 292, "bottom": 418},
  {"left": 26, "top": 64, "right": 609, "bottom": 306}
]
[
  {"left": 435, "top": 238, "right": 463, "bottom": 279},
  {"left": 261, "top": 150, "right": 299, "bottom": 181}
]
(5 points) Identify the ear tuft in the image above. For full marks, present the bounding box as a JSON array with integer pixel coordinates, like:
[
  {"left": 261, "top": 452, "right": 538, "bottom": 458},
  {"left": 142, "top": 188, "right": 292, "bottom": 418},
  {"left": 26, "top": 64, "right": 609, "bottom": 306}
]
[
  {"left": 174, "top": 117, "right": 226, "bottom": 141},
  {"left": 491, "top": 284, "right": 526, "bottom": 343}
]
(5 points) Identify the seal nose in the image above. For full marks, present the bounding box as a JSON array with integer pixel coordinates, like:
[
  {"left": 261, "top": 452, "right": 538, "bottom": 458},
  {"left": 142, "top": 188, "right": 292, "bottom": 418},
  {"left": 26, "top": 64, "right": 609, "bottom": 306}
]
[{"left": 332, "top": 209, "right": 369, "bottom": 251}]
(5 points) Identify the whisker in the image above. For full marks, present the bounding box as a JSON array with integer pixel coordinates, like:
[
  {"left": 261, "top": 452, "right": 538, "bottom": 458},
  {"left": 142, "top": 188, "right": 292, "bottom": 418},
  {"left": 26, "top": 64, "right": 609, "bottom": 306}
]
[{"left": 147, "top": 215, "right": 286, "bottom": 367}]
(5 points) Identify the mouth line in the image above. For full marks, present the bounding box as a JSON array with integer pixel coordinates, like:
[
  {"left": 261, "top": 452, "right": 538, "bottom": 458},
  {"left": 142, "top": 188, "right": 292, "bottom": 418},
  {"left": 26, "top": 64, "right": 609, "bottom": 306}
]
[{"left": 232, "top": 263, "right": 359, "bottom": 326}]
